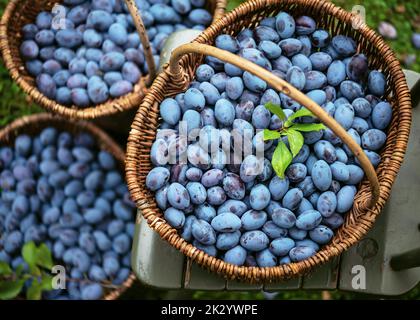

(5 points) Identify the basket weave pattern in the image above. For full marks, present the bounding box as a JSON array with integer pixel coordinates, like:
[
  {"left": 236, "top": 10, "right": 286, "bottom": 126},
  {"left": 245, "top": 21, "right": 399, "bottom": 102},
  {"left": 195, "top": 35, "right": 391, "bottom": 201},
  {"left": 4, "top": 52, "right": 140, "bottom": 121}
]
[
  {"left": 126, "top": 0, "right": 412, "bottom": 282},
  {"left": 0, "top": 113, "right": 136, "bottom": 299},
  {"left": 0, "top": 0, "right": 227, "bottom": 119}
]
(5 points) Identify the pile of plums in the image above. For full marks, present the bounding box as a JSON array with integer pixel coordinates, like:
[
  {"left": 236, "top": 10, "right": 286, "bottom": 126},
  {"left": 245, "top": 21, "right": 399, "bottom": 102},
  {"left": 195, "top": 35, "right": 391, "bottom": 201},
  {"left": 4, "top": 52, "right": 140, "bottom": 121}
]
[
  {"left": 20, "top": 0, "right": 213, "bottom": 107},
  {"left": 145, "top": 11, "right": 392, "bottom": 267},
  {"left": 0, "top": 127, "right": 135, "bottom": 299}
]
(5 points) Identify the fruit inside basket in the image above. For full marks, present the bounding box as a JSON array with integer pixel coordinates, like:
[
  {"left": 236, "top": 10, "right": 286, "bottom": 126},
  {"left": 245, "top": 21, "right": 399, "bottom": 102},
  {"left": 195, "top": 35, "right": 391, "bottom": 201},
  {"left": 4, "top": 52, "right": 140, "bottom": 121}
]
[
  {"left": 128, "top": 0, "right": 410, "bottom": 280},
  {"left": 143, "top": 11, "right": 391, "bottom": 267},
  {"left": 0, "top": 0, "right": 225, "bottom": 119},
  {"left": 0, "top": 114, "right": 136, "bottom": 300}
]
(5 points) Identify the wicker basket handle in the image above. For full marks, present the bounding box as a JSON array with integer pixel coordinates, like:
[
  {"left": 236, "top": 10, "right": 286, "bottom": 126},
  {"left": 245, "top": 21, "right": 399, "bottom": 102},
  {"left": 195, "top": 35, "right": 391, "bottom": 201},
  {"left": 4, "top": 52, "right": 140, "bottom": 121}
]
[
  {"left": 169, "top": 43, "right": 380, "bottom": 208},
  {"left": 124, "top": 0, "right": 156, "bottom": 86}
]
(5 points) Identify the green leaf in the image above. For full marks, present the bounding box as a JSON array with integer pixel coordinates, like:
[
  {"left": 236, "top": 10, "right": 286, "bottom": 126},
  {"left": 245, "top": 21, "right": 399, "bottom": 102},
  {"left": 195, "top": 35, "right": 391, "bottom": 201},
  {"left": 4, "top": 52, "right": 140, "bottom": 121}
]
[
  {"left": 264, "top": 102, "right": 287, "bottom": 121},
  {"left": 0, "top": 261, "right": 12, "bottom": 276},
  {"left": 22, "top": 242, "right": 41, "bottom": 275},
  {"left": 40, "top": 274, "right": 53, "bottom": 291},
  {"left": 0, "top": 280, "right": 25, "bottom": 300},
  {"left": 26, "top": 274, "right": 53, "bottom": 300},
  {"left": 14, "top": 265, "right": 24, "bottom": 277},
  {"left": 22, "top": 242, "right": 37, "bottom": 271},
  {"left": 35, "top": 243, "right": 54, "bottom": 270},
  {"left": 285, "top": 108, "right": 315, "bottom": 127},
  {"left": 291, "top": 123, "right": 326, "bottom": 132},
  {"left": 271, "top": 140, "right": 292, "bottom": 179},
  {"left": 22, "top": 242, "right": 54, "bottom": 274},
  {"left": 30, "top": 266, "right": 41, "bottom": 277},
  {"left": 285, "top": 129, "right": 304, "bottom": 158},
  {"left": 289, "top": 108, "right": 314, "bottom": 120},
  {"left": 263, "top": 129, "right": 281, "bottom": 141},
  {"left": 26, "top": 280, "right": 42, "bottom": 300}
]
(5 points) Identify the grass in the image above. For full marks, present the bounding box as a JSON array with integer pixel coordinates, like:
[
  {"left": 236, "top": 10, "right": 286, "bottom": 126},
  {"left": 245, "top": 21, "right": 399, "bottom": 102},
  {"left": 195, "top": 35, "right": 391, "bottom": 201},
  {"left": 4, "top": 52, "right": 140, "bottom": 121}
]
[
  {"left": 0, "top": 66, "right": 41, "bottom": 126},
  {"left": 334, "top": 0, "right": 420, "bottom": 72},
  {"left": 0, "top": 0, "right": 41, "bottom": 126},
  {"left": 0, "top": 0, "right": 418, "bottom": 300}
]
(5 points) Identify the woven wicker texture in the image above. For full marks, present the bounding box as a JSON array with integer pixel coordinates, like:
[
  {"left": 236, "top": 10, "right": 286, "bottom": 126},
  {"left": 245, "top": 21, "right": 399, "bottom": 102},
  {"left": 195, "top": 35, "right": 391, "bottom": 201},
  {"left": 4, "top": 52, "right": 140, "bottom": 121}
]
[
  {"left": 0, "top": 0, "right": 227, "bottom": 120},
  {"left": 0, "top": 113, "right": 136, "bottom": 299},
  {"left": 126, "top": 0, "right": 412, "bottom": 283}
]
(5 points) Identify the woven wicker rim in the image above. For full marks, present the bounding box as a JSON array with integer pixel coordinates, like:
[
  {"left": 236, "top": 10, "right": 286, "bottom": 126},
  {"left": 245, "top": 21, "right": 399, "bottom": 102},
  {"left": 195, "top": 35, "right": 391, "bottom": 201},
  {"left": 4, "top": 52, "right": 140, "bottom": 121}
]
[
  {"left": 126, "top": 0, "right": 412, "bottom": 283},
  {"left": 0, "top": 0, "right": 227, "bottom": 120},
  {"left": 0, "top": 113, "right": 136, "bottom": 299}
]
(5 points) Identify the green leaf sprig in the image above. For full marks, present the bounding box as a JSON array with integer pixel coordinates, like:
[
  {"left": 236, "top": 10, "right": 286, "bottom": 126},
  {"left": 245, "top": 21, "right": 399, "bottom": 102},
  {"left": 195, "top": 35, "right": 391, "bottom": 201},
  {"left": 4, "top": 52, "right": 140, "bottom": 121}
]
[
  {"left": 0, "top": 242, "right": 54, "bottom": 300},
  {"left": 263, "top": 103, "right": 326, "bottom": 178}
]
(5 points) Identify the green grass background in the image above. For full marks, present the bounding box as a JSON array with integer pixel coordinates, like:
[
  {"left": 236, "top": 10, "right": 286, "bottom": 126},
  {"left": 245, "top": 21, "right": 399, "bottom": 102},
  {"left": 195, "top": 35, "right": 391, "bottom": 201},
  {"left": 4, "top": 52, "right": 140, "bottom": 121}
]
[{"left": 0, "top": 0, "right": 419, "bottom": 299}]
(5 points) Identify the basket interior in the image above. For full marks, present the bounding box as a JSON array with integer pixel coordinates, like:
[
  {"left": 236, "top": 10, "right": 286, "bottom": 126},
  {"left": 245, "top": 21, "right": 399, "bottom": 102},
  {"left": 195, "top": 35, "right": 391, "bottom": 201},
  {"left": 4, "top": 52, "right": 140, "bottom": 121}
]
[
  {"left": 0, "top": 113, "right": 135, "bottom": 298},
  {"left": 5, "top": 0, "right": 79, "bottom": 87},
  {"left": 1, "top": 0, "right": 224, "bottom": 117},
  {"left": 127, "top": 0, "right": 411, "bottom": 282},
  {"left": 4, "top": 0, "right": 222, "bottom": 83},
  {"left": 0, "top": 114, "right": 124, "bottom": 165}
]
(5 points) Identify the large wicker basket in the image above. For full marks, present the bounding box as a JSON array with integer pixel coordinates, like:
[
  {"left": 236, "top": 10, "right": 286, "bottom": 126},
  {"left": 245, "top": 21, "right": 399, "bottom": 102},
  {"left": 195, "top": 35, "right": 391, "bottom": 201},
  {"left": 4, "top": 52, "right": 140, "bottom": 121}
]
[
  {"left": 0, "top": 0, "right": 226, "bottom": 120},
  {"left": 125, "top": 0, "right": 412, "bottom": 283},
  {"left": 0, "top": 113, "right": 136, "bottom": 299}
]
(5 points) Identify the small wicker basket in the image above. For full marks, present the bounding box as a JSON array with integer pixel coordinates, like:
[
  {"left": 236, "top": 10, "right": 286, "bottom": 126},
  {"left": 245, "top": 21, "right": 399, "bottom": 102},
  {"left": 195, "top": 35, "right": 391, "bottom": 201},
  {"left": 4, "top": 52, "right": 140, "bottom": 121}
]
[
  {"left": 125, "top": 0, "right": 412, "bottom": 283},
  {"left": 0, "top": 0, "right": 226, "bottom": 120},
  {"left": 0, "top": 113, "right": 136, "bottom": 299}
]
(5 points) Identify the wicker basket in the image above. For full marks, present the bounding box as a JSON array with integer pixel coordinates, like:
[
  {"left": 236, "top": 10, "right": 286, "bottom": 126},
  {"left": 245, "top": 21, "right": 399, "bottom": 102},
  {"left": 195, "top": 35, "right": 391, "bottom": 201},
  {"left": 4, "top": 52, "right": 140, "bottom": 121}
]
[
  {"left": 125, "top": 0, "right": 412, "bottom": 283},
  {"left": 0, "top": 113, "right": 136, "bottom": 299},
  {"left": 0, "top": 0, "right": 226, "bottom": 120}
]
